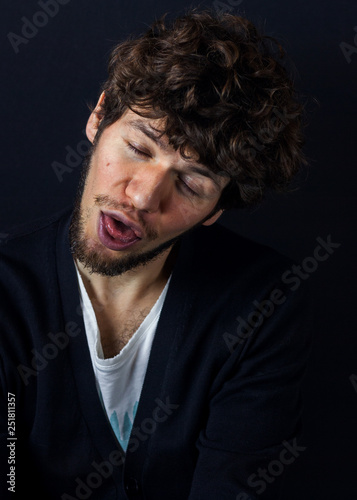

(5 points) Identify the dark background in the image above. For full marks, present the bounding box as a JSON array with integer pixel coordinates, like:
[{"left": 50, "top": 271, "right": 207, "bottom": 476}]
[{"left": 1, "top": 0, "right": 356, "bottom": 497}]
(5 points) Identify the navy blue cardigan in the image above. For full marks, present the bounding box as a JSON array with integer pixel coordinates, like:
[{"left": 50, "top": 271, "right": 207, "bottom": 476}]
[{"left": 0, "top": 207, "right": 312, "bottom": 499}]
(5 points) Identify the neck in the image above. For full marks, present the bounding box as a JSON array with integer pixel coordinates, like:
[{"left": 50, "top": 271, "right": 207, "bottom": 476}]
[{"left": 75, "top": 245, "right": 176, "bottom": 307}]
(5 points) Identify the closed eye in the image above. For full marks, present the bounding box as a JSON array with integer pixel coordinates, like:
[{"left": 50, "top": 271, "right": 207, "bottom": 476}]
[
  {"left": 177, "top": 177, "right": 198, "bottom": 197},
  {"left": 127, "top": 143, "right": 151, "bottom": 158},
  {"left": 128, "top": 142, "right": 201, "bottom": 197}
]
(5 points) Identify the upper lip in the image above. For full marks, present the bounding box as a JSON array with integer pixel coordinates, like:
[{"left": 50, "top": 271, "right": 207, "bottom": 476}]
[{"left": 101, "top": 210, "right": 144, "bottom": 239}]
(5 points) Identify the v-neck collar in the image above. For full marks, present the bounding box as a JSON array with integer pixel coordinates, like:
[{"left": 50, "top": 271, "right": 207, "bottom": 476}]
[{"left": 55, "top": 208, "right": 198, "bottom": 475}]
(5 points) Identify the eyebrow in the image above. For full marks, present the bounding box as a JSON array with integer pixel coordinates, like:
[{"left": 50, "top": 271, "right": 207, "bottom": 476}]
[
  {"left": 128, "top": 119, "right": 169, "bottom": 151},
  {"left": 127, "top": 119, "right": 224, "bottom": 188}
]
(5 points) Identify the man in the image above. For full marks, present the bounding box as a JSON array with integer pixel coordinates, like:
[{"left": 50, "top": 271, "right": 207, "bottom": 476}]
[{"left": 0, "top": 10, "right": 312, "bottom": 500}]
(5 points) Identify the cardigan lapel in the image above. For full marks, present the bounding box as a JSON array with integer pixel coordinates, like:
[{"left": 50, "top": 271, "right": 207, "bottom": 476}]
[
  {"left": 123, "top": 228, "right": 199, "bottom": 472},
  {"left": 55, "top": 209, "right": 126, "bottom": 480}
]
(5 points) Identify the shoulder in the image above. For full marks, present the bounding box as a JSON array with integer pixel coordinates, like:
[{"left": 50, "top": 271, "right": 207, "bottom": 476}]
[
  {"left": 0, "top": 205, "right": 72, "bottom": 263},
  {"left": 0, "top": 206, "right": 74, "bottom": 356},
  {"left": 0, "top": 206, "right": 73, "bottom": 302},
  {"left": 179, "top": 221, "right": 314, "bottom": 325},
  {"left": 186, "top": 221, "right": 294, "bottom": 286}
]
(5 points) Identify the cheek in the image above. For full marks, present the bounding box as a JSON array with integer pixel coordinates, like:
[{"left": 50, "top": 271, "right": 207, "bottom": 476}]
[
  {"left": 165, "top": 200, "right": 211, "bottom": 233},
  {"left": 173, "top": 205, "right": 197, "bottom": 228},
  {"left": 87, "top": 156, "right": 121, "bottom": 192}
]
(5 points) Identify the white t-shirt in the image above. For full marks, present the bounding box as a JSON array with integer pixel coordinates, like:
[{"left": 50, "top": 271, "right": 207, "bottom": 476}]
[{"left": 75, "top": 264, "right": 171, "bottom": 452}]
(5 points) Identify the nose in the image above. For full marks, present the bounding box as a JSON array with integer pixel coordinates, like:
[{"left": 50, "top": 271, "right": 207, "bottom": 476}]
[{"left": 124, "top": 164, "right": 171, "bottom": 213}]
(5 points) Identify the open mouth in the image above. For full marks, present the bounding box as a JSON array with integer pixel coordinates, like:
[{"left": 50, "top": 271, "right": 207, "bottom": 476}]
[{"left": 98, "top": 212, "right": 142, "bottom": 251}]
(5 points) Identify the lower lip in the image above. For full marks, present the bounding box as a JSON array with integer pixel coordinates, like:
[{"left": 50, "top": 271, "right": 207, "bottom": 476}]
[{"left": 97, "top": 212, "right": 141, "bottom": 251}]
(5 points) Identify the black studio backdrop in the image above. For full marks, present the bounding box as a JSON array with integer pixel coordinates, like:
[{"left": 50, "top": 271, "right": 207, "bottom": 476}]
[{"left": 1, "top": 0, "right": 357, "bottom": 498}]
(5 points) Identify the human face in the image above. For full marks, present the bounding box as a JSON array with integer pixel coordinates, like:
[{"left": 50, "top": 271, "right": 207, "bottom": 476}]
[{"left": 70, "top": 106, "right": 228, "bottom": 276}]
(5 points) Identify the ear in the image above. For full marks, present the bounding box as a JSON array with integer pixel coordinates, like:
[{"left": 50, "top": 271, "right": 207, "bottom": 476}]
[
  {"left": 202, "top": 209, "right": 224, "bottom": 226},
  {"left": 86, "top": 92, "right": 105, "bottom": 144}
]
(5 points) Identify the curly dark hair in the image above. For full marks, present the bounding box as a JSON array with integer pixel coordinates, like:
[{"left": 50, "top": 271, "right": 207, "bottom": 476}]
[{"left": 92, "top": 10, "right": 306, "bottom": 210}]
